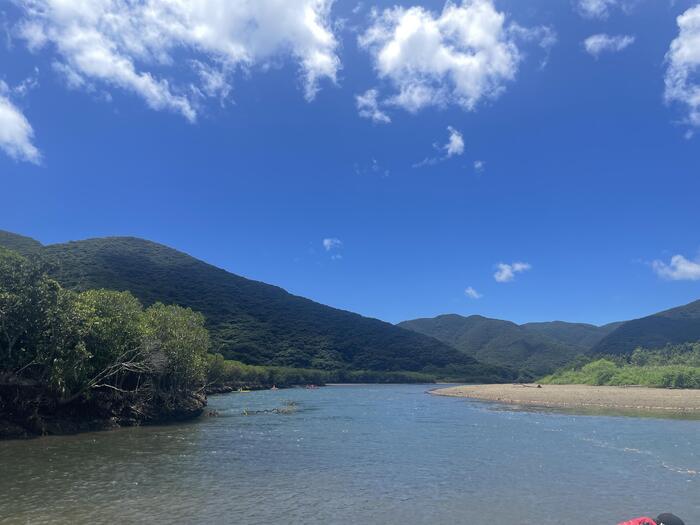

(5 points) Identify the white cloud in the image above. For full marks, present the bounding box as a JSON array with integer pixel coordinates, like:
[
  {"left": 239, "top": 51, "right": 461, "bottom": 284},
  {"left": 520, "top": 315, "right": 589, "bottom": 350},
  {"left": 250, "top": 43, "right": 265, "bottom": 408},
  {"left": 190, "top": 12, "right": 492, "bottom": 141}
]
[
  {"left": 413, "top": 126, "right": 465, "bottom": 167},
  {"left": 15, "top": 0, "right": 340, "bottom": 121},
  {"left": 584, "top": 34, "right": 635, "bottom": 58},
  {"left": 0, "top": 82, "right": 41, "bottom": 164},
  {"left": 322, "top": 238, "right": 342, "bottom": 251},
  {"left": 473, "top": 159, "right": 485, "bottom": 172},
  {"left": 576, "top": 0, "right": 624, "bottom": 19},
  {"left": 359, "top": 0, "right": 552, "bottom": 113},
  {"left": 445, "top": 126, "right": 464, "bottom": 157},
  {"left": 665, "top": 5, "right": 700, "bottom": 128},
  {"left": 494, "top": 261, "right": 531, "bottom": 283},
  {"left": 356, "top": 88, "right": 391, "bottom": 123},
  {"left": 653, "top": 254, "right": 700, "bottom": 281},
  {"left": 464, "top": 286, "right": 483, "bottom": 299}
]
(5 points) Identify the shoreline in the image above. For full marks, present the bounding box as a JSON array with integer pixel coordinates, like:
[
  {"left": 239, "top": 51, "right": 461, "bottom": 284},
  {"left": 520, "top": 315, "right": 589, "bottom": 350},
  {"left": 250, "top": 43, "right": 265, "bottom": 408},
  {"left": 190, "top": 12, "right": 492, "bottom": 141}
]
[{"left": 430, "top": 384, "right": 700, "bottom": 415}]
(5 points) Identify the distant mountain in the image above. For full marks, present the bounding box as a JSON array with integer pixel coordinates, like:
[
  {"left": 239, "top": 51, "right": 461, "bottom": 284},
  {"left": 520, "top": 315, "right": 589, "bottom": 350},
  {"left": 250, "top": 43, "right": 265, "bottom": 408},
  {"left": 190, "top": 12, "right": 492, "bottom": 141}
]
[
  {"left": 0, "top": 231, "right": 42, "bottom": 255},
  {"left": 398, "top": 314, "right": 581, "bottom": 377},
  {"left": 522, "top": 321, "right": 623, "bottom": 349},
  {"left": 0, "top": 231, "right": 511, "bottom": 381},
  {"left": 591, "top": 300, "right": 700, "bottom": 356}
]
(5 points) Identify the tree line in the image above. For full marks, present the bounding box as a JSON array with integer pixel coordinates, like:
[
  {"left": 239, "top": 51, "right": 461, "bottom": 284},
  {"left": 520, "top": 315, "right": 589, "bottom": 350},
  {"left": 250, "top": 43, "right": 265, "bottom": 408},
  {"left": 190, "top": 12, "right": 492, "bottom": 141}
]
[{"left": 0, "top": 247, "right": 209, "bottom": 417}]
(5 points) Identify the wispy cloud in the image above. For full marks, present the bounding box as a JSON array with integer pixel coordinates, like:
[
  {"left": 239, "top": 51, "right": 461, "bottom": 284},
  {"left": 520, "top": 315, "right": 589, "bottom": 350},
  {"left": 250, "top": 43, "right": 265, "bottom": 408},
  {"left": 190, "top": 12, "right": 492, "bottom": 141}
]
[
  {"left": 584, "top": 34, "right": 635, "bottom": 58},
  {"left": 464, "top": 286, "right": 483, "bottom": 299},
  {"left": 652, "top": 254, "right": 700, "bottom": 281},
  {"left": 356, "top": 88, "right": 391, "bottom": 124},
  {"left": 323, "top": 238, "right": 343, "bottom": 251},
  {"left": 576, "top": 0, "right": 619, "bottom": 19},
  {"left": 474, "top": 160, "right": 486, "bottom": 173},
  {"left": 494, "top": 261, "right": 531, "bottom": 283},
  {"left": 665, "top": 5, "right": 700, "bottom": 129},
  {"left": 413, "top": 126, "right": 465, "bottom": 168}
]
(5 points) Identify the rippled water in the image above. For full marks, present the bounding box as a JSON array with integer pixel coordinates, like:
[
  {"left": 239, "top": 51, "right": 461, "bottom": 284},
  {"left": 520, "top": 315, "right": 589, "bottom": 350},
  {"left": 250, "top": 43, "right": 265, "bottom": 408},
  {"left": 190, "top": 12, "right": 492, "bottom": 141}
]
[{"left": 1, "top": 384, "right": 699, "bottom": 524}]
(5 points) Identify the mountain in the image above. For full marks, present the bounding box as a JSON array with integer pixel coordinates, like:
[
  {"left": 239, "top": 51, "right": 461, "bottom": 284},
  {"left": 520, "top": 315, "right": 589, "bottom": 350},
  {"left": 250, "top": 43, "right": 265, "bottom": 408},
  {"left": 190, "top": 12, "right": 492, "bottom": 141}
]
[
  {"left": 522, "top": 321, "right": 623, "bottom": 349},
  {"left": 0, "top": 231, "right": 511, "bottom": 380},
  {"left": 0, "top": 230, "right": 42, "bottom": 255},
  {"left": 398, "top": 314, "right": 581, "bottom": 377},
  {"left": 591, "top": 299, "right": 700, "bottom": 356}
]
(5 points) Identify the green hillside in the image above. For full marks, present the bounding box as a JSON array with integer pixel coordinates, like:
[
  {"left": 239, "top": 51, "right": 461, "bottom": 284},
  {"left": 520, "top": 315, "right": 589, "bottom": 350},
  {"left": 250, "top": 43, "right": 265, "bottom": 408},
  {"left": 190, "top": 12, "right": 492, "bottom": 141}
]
[
  {"left": 0, "top": 231, "right": 43, "bottom": 255},
  {"left": 398, "top": 314, "right": 581, "bottom": 377},
  {"left": 0, "top": 231, "right": 511, "bottom": 381},
  {"left": 591, "top": 300, "right": 700, "bottom": 356},
  {"left": 522, "top": 320, "right": 623, "bottom": 349}
]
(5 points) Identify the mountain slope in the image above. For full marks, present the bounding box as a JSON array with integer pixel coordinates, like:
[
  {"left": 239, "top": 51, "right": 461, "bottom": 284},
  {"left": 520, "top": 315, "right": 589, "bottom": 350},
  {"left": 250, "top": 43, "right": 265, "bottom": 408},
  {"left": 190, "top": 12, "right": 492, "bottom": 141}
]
[
  {"left": 0, "top": 231, "right": 42, "bottom": 255},
  {"left": 522, "top": 321, "right": 623, "bottom": 349},
  {"left": 398, "top": 314, "right": 581, "bottom": 376},
  {"left": 0, "top": 231, "right": 510, "bottom": 380},
  {"left": 591, "top": 300, "right": 700, "bottom": 356}
]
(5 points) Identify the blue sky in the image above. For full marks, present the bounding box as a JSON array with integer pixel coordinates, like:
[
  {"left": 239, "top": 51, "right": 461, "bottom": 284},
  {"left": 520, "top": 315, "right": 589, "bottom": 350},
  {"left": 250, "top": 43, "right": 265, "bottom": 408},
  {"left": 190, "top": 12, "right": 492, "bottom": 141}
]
[{"left": 2, "top": 0, "right": 700, "bottom": 326}]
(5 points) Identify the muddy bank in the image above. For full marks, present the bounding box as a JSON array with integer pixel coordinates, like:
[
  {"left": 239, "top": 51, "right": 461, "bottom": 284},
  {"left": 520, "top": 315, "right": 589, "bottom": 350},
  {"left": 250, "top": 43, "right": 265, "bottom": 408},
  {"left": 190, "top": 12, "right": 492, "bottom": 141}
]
[{"left": 0, "top": 383, "right": 206, "bottom": 439}]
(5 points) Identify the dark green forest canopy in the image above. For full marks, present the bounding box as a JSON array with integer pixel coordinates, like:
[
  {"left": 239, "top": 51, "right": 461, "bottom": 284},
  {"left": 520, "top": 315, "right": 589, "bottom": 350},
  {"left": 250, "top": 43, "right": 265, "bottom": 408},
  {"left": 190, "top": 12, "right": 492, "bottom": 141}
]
[
  {"left": 591, "top": 300, "right": 700, "bottom": 356},
  {"left": 399, "top": 314, "right": 584, "bottom": 376},
  {"left": 0, "top": 231, "right": 511, "bottom": 381}
]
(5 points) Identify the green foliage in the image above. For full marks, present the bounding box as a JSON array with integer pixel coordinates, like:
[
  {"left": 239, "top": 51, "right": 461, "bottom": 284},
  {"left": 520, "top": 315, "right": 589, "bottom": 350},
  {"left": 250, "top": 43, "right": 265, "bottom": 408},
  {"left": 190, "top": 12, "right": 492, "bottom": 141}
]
[
  {"left": 0, "top": 248, "right": 211, "bottom": 403},
  {"left": 540, "top": 343, "right": 700, "bottom": 388},
  {"left": 399, "top": 314, "right": 581, "bottom": 376},
  {"left": 142, "top": 303, "right": 210, "bottom": 390},
  {"left": 205, "top": 353, "right": 515, "bottom": 388},
  {"left": 75, "top": 289, "right": 144, "bottom": 375},
  {"left": 0, "top": 247, "right": 83, "bottom": 393},
  {"left": 0, "top": 232, "right": 513, "bottom": 382}
]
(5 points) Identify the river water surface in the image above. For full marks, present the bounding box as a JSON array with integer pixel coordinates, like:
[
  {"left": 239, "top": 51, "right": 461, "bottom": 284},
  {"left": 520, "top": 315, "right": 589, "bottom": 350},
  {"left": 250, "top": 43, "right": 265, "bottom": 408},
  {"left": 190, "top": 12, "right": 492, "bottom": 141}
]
[{"left": 1, "top": 384, "right": 699, "bottom": 524}]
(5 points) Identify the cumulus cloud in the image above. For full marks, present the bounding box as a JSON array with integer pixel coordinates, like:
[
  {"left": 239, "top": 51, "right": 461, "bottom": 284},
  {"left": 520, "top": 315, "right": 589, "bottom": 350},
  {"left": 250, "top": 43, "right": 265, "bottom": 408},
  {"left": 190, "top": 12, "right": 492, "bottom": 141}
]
[
  {"left": 494, "top": 261, "right": 531, "bottom": 283},
  {"left": 356, "top": 88, "right": 391, "bottom": 123},
  {"left": 322, "top": 238, "right": 343, "bottom": 251},
  {"left": 0, "top": 81, "right": 41, "bottom": 164},
  {"left": 473, "top": 159, "right": 485, "bottom": 173},
  {"left": 359, "top": 0, "right": 553, "bottom": 113},
  {"left": 664, "top": 5, "right": 700, "bottom": 128},
  {"left": 15, "top": 0, "right": 341, "bottom": 121},
  {"left": 464, "top": 286, "right": 483, "bottom": 299},
  {"left": 584, "top": 34, "right": 635, "bottom": 58},
  {"left": 653, "top": 254, "right": 700, "bottom": 281},
  {"left": 445, "top": 126, "right": 464, "bottom": 157}
]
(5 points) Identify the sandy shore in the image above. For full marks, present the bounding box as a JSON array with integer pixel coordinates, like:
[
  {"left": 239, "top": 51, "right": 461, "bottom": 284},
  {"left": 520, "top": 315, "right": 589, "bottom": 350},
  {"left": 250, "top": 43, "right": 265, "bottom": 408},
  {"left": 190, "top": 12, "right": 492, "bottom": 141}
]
[{"left": 431, "top": 384, "right": 700, "bottom": 414}]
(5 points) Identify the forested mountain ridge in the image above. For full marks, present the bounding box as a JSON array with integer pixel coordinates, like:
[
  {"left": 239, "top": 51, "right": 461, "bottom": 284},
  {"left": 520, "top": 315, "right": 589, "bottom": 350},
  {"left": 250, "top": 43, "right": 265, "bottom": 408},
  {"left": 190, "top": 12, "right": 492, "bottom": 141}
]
[
  {"left": 522, "top": 320, "right": 623, "bottom": 349},
  {"left": 0, "top": 231, "right": 511, "bottom": 381},
  {"left": 398, "top": 314, "right": 582, "bottom": 377},
  {"left": 401, "top": 301, "right": 700, "bottom": 376},
  {"left": 590, "top": 299, "right": 700, "bottom": 356}
]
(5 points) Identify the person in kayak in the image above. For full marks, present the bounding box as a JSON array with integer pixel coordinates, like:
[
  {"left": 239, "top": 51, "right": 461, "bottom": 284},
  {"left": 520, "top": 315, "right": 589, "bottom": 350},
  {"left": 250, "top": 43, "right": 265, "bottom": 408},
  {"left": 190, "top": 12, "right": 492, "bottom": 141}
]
[{"left": 618, "top": 513, "right": 685, "bottom": 525}]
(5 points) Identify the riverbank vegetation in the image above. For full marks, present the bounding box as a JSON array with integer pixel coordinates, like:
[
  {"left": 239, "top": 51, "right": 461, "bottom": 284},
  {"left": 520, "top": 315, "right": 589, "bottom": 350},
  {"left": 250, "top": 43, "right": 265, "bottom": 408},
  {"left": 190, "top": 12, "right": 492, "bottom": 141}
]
[
  {"left": 205, "top": 354, "right": 437, "bottom": 390},
  {"left": 0, "top": 248, "right": 210, "bottom": 437},
  {"left": 540, "top": 343, "right": 700, "bottom": 388},
  {"left": 204, "top": 354, "right": 509, "bottom": 390}
]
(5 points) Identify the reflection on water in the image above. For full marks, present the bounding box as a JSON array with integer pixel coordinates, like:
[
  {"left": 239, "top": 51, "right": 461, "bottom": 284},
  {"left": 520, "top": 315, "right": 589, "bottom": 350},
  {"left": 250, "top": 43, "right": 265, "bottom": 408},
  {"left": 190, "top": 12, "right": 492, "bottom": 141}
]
[{"left": 0, "top": 385, "right": 698, "bottom": 524}]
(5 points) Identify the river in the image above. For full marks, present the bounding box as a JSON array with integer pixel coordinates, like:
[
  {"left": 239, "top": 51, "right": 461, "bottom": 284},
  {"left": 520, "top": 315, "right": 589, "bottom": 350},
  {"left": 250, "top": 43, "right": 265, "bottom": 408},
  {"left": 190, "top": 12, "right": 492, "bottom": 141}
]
[{"left": 1, "top": 384, "right": 698, "bottom": 524}]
